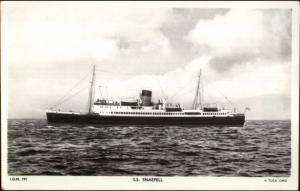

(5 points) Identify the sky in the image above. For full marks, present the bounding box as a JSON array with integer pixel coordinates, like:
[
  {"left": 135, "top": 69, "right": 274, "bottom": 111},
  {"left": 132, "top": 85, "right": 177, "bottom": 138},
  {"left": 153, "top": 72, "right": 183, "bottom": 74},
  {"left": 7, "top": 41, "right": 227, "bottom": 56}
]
[{"left": 2, "top": 2, "right": 292, "bottom": 119}]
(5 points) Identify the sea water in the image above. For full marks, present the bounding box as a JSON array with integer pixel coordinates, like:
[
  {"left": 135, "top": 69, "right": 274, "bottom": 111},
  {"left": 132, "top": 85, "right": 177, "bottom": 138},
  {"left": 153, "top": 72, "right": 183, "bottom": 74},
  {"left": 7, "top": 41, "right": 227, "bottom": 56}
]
[{"left": 7, "top": 120, "right": 291, "bottom": 176}]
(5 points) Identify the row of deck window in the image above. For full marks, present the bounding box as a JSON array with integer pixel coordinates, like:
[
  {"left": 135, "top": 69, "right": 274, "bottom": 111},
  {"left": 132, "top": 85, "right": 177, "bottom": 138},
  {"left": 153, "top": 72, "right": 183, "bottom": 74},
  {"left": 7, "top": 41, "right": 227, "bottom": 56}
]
[
  {"left": 111, "top": 112, "right": 184, "bottom": 115},
  {"left": 106, "top": 112, "right": 228, "bottom": 115},
  {"left": 204, "top": 113, "right": 227, "bottom": 115},
  {"left": 100, "top": 106, "right": 126, "bottom": 109}
]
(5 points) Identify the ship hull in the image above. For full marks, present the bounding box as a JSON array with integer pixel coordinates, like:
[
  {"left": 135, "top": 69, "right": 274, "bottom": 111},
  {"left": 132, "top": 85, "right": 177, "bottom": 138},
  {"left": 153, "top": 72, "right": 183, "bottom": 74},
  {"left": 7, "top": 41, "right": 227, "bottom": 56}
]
[{"left": 46, "top": 112, "right": 245, "bottom": 126}]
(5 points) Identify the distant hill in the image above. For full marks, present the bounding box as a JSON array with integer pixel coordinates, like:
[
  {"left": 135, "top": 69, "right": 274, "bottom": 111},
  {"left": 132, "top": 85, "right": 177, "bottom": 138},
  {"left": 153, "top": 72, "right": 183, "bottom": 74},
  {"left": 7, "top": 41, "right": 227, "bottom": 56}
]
[{"left": 234, "top": 94, "right": 290, "bottom": 120}]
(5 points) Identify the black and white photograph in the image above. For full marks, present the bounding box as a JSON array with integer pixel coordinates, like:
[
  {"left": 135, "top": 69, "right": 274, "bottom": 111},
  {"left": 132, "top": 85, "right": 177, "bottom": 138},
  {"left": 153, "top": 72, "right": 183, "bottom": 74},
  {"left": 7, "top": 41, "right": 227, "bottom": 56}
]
[{"left": 1, "top": 1, "right": 299, "bottom": 190}]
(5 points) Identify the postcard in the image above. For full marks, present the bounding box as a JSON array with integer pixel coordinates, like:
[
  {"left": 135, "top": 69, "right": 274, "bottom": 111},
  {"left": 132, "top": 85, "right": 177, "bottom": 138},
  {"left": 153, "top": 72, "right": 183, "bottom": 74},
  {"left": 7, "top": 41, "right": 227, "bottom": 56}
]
[{"left": 1, "top": 1, "right": 299, "bottom": 190}]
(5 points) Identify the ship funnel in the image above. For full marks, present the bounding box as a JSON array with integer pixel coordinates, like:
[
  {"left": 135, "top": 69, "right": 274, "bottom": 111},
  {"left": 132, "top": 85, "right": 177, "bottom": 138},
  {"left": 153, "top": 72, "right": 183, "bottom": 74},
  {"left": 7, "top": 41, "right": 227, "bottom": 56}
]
[{"left": 140, "top": 90, "right": 152, "bottom": 106}]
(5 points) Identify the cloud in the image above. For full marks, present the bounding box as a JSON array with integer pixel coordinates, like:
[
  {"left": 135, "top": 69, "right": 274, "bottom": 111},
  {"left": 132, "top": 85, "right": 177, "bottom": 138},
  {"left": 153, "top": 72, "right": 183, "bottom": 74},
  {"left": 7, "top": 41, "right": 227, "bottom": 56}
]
[
  {"left": 8, "top": 54, "right": 290, "bottom": 118},
  {"left": 187, "top": 9, "right": 264, "bottom": 54},
  {"left": 94, "top": 54, "right": 290, "bottom": 105},
  {"left": 3, "top": 5, "right": 292, "bottom": 119},
  {"left": 116, "top": 31, "right": 171, "bottom": 57},
  {"left": 182, "top": 9, "right": 292, "bottom": 108},
  {"left": 208, "top": 53, "right": 256, "bottom": 73},
  {"left": 186, "top": 9, "right": 291, "bottom": 73},
  {"left": 3, "top": 4, "right": 172, "bottom": 65}
]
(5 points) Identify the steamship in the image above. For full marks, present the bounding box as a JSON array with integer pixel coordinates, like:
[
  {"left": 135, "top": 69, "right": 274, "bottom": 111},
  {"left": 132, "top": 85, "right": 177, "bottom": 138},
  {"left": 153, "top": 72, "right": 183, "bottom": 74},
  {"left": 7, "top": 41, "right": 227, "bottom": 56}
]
[{"left": 46, "top": 66, "right": 245, "bottom": 126}]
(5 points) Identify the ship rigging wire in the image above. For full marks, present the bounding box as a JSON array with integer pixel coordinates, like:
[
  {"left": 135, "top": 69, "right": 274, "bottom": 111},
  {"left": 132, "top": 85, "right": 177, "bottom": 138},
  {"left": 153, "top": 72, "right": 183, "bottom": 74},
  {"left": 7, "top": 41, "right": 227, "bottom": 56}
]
[
  {"left": 206, "top": 82, "right": 237, "bottom": 109},
  {"left": 168, "top": 73, "right": 237, "bottom": 110},
  {"left": 50, "top": 85, "right": 89, "bottom": 109},
  {"left": 49, "top": 67, "right": 237, "bottom": 110},
  {"left": 216, "top": 89, "right": 236, "bottom": 108},
  {"left": 155, "top": 77, "right": 167, "bottom": 100},
  {"left": 168, "top": 76, "right": 198, "bottom": 100},
  {"left": 49, "top": 71, "right": 91, "bottom": 109}
]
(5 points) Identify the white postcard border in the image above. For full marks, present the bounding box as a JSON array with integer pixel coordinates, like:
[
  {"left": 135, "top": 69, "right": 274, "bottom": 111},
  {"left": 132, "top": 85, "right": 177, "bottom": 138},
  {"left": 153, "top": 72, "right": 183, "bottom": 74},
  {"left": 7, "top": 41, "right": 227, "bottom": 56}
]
[{"left": 1, "top": 1, "right": 299, "bottom": 190}]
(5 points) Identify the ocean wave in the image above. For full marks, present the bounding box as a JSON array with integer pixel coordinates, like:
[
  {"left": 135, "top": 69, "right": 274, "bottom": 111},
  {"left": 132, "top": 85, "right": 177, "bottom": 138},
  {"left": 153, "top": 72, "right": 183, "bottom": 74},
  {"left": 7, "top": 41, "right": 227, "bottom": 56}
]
[{"left": 8, "top": 119, "right": 291, "bottom": 176}]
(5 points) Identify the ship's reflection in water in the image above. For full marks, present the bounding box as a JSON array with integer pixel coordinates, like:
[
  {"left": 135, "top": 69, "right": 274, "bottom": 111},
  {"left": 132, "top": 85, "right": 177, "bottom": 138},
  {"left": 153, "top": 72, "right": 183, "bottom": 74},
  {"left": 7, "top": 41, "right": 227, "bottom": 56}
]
[{"left": 8, "top": 120, "right": 290, "bottom": 176}]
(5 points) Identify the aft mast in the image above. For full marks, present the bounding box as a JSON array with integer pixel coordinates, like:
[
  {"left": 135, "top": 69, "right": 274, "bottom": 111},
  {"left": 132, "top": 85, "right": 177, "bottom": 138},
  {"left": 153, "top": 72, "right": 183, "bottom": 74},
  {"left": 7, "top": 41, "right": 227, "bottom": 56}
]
[
  {"left": 88, "top": 65, "right": 96, "bottom": 114},
  {"left": 192, "top": 69, "right": 202, "bottom": 110}
]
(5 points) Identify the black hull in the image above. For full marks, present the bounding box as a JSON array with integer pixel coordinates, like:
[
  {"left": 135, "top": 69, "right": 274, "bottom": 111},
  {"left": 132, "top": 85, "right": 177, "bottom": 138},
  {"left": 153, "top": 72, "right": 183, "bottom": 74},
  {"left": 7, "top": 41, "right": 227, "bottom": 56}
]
[{"left": 46, "top": 112, "right": 245, "bottom": 126}]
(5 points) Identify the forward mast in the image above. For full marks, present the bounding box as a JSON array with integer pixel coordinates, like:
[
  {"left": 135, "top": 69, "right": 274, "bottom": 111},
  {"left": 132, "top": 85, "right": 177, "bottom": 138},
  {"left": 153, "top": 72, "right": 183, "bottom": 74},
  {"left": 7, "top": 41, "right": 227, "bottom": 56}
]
[{"left": 87, "top": 65, "right": 96, "bottom": 114}]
